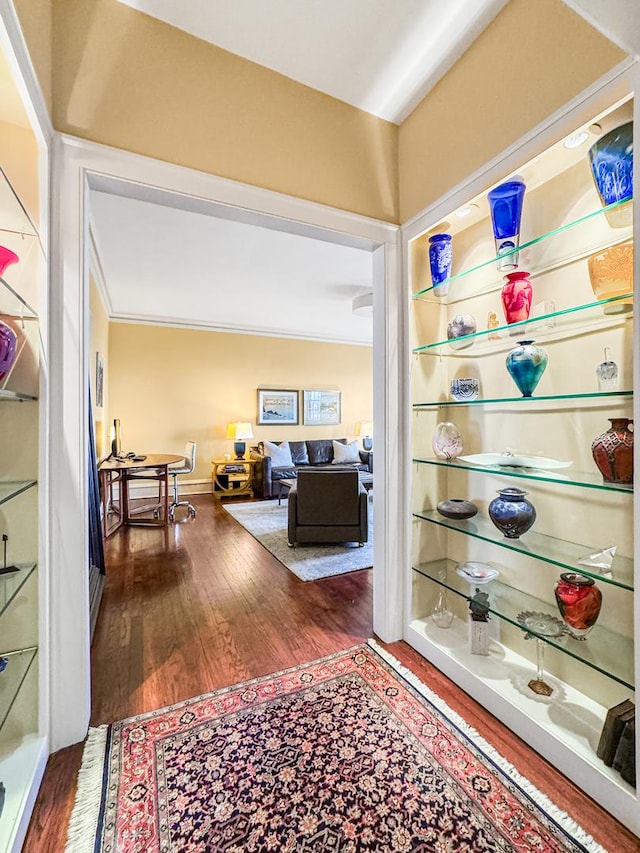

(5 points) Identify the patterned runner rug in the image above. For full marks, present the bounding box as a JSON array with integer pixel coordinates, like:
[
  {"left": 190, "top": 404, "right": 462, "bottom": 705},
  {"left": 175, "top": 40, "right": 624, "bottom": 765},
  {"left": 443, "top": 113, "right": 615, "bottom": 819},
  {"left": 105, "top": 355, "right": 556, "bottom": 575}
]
[
  {"left": 65, "top": 642, "right": 605, "bottom": 853},
  {"left": 222, "top": 499, "right": 373, "bottom": 581}
]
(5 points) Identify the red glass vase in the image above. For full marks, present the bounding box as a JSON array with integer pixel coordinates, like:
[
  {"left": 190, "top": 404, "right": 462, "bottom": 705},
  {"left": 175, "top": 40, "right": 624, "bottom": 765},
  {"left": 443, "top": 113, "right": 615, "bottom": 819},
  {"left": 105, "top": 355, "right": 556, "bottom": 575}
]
[
  {"left": 591, "top": 418, "right": 634, "bottom": 485},
  {"left": 554, "top": 572, "right": 602, "bottom": 640},
  {"left": 0, "top": 321, "right": 17, "bottom": 380},
  {"left": 501, "top": 270, "right": 532, "bottom": 325},
  {"left": 0, "top": 246, "right": 19, "bottom": 277}
]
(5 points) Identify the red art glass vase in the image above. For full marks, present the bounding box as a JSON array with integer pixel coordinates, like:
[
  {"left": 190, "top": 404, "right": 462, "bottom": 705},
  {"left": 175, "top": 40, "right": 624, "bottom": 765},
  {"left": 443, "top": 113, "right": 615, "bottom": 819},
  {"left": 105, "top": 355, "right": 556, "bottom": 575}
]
[
  {"left": 501, "top": 270, "right": 532, "bottom": 325},
  {"left": 0, "top": 246, "right": 19, "bottom": 277},
  {"left": 554, "top": 572, "right": 602, "bottom": 640},
  {"left": 591, "top": 417, "right": 634, "bottom": 485}
]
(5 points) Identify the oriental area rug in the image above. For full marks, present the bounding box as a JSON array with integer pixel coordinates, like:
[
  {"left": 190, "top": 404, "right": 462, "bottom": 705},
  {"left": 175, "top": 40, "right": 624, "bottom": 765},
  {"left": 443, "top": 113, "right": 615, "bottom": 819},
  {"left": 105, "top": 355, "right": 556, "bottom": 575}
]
[
  {"left": 65, "top": 642, "right": 606, "bottom": 853},
  {"left": 222, "top": 499, "right": 373, "bottom": 581}
]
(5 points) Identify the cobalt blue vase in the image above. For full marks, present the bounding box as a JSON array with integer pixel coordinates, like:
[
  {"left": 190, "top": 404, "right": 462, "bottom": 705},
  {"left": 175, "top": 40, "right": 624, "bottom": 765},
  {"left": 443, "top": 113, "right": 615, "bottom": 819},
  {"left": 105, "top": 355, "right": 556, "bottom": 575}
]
[
  {"left": 488, "top": 487, "right": 536, "bottom": 539},
  {"left": 588, "top": 121, "right": 633, "bottom": 228},
  {"left": 488, "top": 178, "right": 526, "bottom": 270},
  {"left": 428, "top": 233, "right": 452, "bottom": 296},
  {"left": 506, "top": 339, "right": 548, "bottom": 397}
]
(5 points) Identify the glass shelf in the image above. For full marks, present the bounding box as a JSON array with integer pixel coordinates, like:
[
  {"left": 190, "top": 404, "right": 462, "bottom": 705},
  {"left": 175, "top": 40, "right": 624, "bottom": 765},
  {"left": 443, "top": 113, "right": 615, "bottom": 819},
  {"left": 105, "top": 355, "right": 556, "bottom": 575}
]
[
  {"left": 0, "top": 275, "right": 38, "bottom": 320},
  {"left": 0, "top": 167, "right": 41, "bottom": 243},
  {"left": 0, "top": 646, "right": 37, "bottom": 732},
  {"left": 0, "top": 388, "right": 37, "bottom": 402},
  {"left": 413, "top": 294, "right": 633, "bottom": 354},
  {"left": 413, "top": 560, "right": 634, "bottom": 690},
  {"left": 0, "top": 563, "right": 36, "bottom": 621},
  {"left": 412, "top": 198, "right": 632, "bottom": 303},
  {"left": 412, "top": 510, "right": 634, "bottom": 590},
  {"left": 0, "top": 480, "right": 37, "bottom": 506},
  {"left": 413, "top": 390, "right": 633, "bottom": 408},
  {"left": 412, "top": 456, "right": 633, "bottom": 495}
]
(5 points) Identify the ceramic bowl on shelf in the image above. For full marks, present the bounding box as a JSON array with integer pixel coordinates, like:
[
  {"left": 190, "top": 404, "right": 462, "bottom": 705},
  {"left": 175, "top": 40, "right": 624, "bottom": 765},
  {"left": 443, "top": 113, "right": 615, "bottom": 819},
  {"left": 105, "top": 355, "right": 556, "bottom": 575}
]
[
  {"left": 446, "top": 314, "right": 476, "bottom": 350},
  {"left": 450, "top": 378, "right": 479, "bottom": 401},
  {"left": 436, "top": 498, "right": 478, "bottom": 520},
  {"left": 458, "top": 452, "right": 572, "bottom": 470},
  {"left": 456, "top": 562, "right": 499, "bottom": 584}
]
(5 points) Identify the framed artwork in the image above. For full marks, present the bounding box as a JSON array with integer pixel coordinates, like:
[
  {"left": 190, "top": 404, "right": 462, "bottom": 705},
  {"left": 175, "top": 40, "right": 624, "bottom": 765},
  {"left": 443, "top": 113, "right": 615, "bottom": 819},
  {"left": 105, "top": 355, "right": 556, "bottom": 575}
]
[
  {"left": 257, "top": 389, "right": 299, "bottom": 425},
  {"left": 303, "top": 389, "right": 341, "bottom": 426},
  {"left": 95, "top": 352, "right": 104, "bottom": 407}
]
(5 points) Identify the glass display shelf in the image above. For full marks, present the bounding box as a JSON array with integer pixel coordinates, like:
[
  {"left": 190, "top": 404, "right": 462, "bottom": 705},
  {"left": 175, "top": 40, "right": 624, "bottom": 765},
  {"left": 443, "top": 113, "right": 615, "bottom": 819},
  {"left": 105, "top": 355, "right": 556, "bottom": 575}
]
[
  {"left": 413, "top": 560, "right": 634, "bottom": 690},
  {"left": 412, "top": 510, "right": 633, "bottom": 590},
  {"left": 0, "top": 646, "right": 37, "bottom": 732},
  {"left": 412, "top": 456, "right": 633, "bottom": 495},
  {"left": 413, "top": 294, "right": 632, "bottom": 355},
  {"left": 0, "top": 166, "right": 42, "bottom": 246},
  {"left": 0, "top": 563, "right": 36, "bottom": 621},
  {"left": 0, "top": 275, "right": 37, "bottom": 320},
  {"left": 0, "top": 388, "right": 37, "bottom": 402},
  {"left": 0, "top": 480, "right": 36, "bottom": 505},
  {"left": 413, "top": 390, "right": 633, "bottom": 408},
  {"left": 412, "top": 198, "right": 632, "bottom": 303}
]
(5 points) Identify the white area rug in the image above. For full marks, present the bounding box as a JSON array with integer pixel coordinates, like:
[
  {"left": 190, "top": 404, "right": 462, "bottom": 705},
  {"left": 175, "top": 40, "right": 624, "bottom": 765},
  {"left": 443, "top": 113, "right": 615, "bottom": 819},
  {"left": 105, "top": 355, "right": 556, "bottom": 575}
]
[{"left": 223, "top": 499, "right": 373, "bottom": 582}]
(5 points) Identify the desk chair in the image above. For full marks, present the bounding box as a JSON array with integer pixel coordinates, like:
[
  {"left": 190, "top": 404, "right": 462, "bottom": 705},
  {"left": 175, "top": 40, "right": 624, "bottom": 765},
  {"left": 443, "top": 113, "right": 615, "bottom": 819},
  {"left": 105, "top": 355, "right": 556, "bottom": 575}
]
[{"left": 168, "top": 441, "right": 197, "bottom": 522}]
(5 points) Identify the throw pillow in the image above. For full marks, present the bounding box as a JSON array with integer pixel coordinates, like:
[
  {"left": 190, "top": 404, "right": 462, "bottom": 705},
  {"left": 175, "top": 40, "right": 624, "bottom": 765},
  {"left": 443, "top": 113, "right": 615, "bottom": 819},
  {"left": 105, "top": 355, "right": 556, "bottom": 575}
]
[
  {"left": 332, "top": 439, "right": 360, "bottom": 464},
  {"left": 263, "top": 440, "right": 294, "bottom": 467}
]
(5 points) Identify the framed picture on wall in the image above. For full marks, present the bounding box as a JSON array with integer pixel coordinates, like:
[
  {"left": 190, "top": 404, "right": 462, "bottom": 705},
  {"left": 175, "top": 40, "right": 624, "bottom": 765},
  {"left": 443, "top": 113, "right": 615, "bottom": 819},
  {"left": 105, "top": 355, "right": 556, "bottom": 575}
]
[
  {"left": 303, "top": 390, "right": 341, "bottom": 425},
  {"left": 95, "top": 352, "right": 104, "bottom": 407},
  {"left": 257, "top": 389, "right": 299, "bottom": 425}
]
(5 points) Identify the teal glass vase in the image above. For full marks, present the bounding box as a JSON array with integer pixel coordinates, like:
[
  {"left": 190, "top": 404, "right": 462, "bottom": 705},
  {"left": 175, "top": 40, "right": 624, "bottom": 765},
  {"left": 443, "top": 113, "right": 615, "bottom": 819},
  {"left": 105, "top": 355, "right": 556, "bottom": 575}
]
[{"left": 506, "top": 340, "right": 548, "bottom": 397}]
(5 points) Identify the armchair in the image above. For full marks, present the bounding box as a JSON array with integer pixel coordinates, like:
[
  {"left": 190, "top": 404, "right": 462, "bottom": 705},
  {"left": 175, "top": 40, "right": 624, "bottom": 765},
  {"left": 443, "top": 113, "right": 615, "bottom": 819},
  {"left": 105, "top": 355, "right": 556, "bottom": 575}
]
[{"left": 287, "top": 468, "right": 368, "bottom": 547}]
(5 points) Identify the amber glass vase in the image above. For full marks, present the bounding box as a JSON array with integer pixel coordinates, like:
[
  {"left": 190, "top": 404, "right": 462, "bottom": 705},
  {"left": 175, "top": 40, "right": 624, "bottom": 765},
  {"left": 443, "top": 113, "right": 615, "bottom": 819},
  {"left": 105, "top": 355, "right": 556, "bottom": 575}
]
[{"left": 587, "top": 243, "right": 633, "bottom": 315}]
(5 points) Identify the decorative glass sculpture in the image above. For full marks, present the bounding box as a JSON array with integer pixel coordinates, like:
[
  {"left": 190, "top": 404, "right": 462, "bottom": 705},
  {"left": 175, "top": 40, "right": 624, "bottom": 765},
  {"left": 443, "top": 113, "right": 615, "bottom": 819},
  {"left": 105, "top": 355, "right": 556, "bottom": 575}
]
[
  {"left": 488, "top": 178, "right": 526, "bottom": 270},
  {"left": 587, "top": 121, "right": 633, "bottom": 228},
  {"left": 587, "top": 243, "right": 633, "bottom": 314},
  {"left": 596, "top": 348, "right": 619, "bottom": 392},
  {"left": 0, "top": 246, "right": 18, "bottom": 277},
  {"left": 554, "top": 572, "right": 602, "bottom": 640},
  {"left": 446, "top": 313, "right": 476, "bottom": 350},
  {"left": 428, "top": 233, "right": 452, "bottom": 297},
  {"left": 449, "top": 378, "right": 479, "bottom": 401},
  {"left": 488, "top": 487, "right": 536, "bottom": 539},
  {"left": 431, "top": 587, "right": 454, "bottom": 628},
  {"left": 432, "top": 421, "right": 463, "bottom": 460},
  {"left": 0, "top": 322, "right": 17, "bottom": 381},
  {"left": 501, "top": 270, "right": 532, "bottom": 326},
  {"left": 505, "top": 339, "right": 548, "bottom": 397}
]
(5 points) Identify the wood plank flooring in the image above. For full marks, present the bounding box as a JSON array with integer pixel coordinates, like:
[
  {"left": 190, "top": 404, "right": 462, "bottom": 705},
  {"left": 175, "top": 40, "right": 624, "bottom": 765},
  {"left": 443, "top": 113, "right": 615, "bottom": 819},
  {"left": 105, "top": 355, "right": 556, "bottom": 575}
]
[{"left": 23, "top": 496, "right": 638, "bottom": 851}]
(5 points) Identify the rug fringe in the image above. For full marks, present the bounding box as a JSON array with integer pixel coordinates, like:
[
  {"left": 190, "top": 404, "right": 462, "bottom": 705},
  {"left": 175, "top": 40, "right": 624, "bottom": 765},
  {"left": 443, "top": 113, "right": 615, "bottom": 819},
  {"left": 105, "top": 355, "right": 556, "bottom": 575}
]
[
  {"left": 367, "top": 639, "right": 608, "bottom": 853},
  {"left": 64, "top": 725, "right": 109, "bottom": 853}
]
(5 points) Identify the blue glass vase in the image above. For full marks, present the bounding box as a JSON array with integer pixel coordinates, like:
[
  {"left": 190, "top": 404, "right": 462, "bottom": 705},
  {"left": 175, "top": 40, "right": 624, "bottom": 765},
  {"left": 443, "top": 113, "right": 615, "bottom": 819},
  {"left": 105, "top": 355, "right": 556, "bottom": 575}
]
[
  {"left": 488, "top": 487, "right": 536, "bottom": 539},
  {"left": 588, "top": 121, "right": 633, "bottom": 228},
  {"left": 506, "top": 339, "right": 548, "bottom": 397},
  {"left": 428, "top": 233, "right": 452, "bottom": 296},
  {"left": 488, "top": 178, "right": 526, "bottom": 270}
]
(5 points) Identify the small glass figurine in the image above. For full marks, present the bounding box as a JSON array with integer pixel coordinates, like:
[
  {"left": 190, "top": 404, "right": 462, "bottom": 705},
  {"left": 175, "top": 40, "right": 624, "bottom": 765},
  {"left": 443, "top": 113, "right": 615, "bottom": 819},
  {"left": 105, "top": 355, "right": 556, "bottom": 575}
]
[
  {"left": 432, "top": 588, "right": 454, "bottom": 628},
  {"left": 487, "top": 311, "right": 501, "bottom": 341},
  {"left": 596, "top": 347, "right": 619, "bottom": 392}
]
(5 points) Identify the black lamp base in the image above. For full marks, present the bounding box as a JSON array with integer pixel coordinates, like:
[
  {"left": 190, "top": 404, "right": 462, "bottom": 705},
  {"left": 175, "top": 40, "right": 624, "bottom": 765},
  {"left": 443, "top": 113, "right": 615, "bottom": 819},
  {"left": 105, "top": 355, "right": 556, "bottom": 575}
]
[{"left": 234, "top": 441, "right": 246, "bottom": 459}]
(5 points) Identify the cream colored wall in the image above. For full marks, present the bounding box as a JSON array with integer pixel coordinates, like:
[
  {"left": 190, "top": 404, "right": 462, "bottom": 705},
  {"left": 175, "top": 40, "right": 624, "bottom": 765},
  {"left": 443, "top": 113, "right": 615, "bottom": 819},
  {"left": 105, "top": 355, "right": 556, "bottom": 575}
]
[
  {"left": 398, "top": 0, "right": 626, "bottom": 223},
  {"left": 46, "top": 0, "right": 398, "bottom": 223},
  {"left": 108, "top": 323, "right": 373, "bottom": 484},
  {"left": 14, "top": 0, "right": 53, "bottom": 114},
  {"left": 89, "top": 273, "right": 110, "bottom": 458}
]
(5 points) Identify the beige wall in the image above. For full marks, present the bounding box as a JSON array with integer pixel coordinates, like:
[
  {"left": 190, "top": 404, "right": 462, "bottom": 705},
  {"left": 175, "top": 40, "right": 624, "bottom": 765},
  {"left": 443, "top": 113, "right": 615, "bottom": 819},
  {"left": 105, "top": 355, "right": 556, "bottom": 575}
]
[
  {"left": 89, "top": 273, "right": 110, "bottom": 458},
  {"left": 108, "top": 323, "right": 373, "bottom": 483},
  {"left": 14, "top": 0, "right": 53, "bottom": 114},
  {"left": 398, "top": 0, "right": 626, "bottom": 222},
  {"left": 46, "top": 0, "right": 398, "bottom": 222}
]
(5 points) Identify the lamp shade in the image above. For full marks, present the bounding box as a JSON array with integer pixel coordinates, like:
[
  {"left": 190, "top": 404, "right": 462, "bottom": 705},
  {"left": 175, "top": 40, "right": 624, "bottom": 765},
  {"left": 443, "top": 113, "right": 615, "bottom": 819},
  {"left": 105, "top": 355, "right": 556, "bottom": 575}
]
[
  {"left": 356, "top": 421, "right": 373, "bottom": 437},
  {"left": 226, "top": 422, "right": 254, "bottom": 440}
]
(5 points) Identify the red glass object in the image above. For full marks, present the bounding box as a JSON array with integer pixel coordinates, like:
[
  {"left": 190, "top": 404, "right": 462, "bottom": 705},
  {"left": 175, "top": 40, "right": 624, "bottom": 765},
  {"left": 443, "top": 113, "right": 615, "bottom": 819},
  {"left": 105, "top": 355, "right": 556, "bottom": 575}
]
[
  {"left": 0, "top": 246, "right": 19, "bottom": 277},
  {"left": 554, "top": 572, "right": 602, "bottom": 640},
  {"left": 0, "top": 321, "right": 17, "bottom": 380},
  {"left": 501, "top": 271, "right": 533, "bottom": 325},
  {"left": 591, "top": 417, "right": 634, "bottom": 485}
]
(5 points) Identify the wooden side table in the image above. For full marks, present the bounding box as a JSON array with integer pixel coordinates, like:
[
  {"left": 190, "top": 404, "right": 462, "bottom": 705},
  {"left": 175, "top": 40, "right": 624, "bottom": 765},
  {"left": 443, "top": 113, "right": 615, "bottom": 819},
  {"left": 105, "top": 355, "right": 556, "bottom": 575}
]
[{"left": 211, "top": 458, "right": 258, "bottom": 500}]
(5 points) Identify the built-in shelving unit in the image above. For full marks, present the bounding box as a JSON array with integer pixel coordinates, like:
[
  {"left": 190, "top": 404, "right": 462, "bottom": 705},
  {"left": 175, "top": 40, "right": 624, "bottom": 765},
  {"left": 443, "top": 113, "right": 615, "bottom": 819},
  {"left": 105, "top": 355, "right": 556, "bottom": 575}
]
[{"left": 405, "top": 92, "right": 638, "bottom": 833}]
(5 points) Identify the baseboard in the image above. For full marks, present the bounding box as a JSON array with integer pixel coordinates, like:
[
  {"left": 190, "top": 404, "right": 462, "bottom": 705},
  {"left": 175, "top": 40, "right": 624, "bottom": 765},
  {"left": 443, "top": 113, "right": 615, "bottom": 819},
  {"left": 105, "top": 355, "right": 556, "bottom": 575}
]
[{"left": 122, "top": 478, "right": 212, "bottom": 499}]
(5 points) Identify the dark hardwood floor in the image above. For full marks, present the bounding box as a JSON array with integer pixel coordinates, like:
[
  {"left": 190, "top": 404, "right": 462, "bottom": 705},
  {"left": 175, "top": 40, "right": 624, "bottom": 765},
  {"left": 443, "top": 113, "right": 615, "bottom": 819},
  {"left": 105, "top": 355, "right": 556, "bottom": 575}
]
[{"left": 23, "top": 495, "right": 638, "bottom": 851}]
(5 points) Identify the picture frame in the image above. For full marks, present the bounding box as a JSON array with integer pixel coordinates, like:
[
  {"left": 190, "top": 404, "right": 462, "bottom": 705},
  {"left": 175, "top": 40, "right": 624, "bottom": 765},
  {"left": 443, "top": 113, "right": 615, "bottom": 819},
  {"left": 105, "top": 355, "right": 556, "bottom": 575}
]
[
  {"left": 303, "top": 389, "right": 341, "bottom": 426},
  {"left": 95, "top": 352, "right": 104, "bottom": 407},
  {"left": 257, "top": 389, "right": 299, "bottom": 425}
]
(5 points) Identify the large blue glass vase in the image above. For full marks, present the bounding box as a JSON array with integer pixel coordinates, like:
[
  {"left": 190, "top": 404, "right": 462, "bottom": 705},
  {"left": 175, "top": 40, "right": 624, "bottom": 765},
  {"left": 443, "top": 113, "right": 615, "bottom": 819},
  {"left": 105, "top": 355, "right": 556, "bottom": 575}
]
[
  {"left": 488, "top": 487, "right": 536, "bottom": 539},
  {"left": 588, "top": 121, "right": 633, "bottom": 228},
  {"left": 428, "top": 233, "right": 452, "bottom": 297},
  {"left": 506, "top": 339, "right": 548, "bottom": 397},
  {"left": 487, "top": 178, "right": 526, "bottom": 270}
]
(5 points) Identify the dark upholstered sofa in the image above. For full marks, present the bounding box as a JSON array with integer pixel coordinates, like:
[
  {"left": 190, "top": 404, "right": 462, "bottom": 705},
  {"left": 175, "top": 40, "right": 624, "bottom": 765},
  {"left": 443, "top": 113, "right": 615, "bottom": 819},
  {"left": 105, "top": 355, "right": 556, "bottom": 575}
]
[
  {"left": 250, "top": 438, "right": 372, "bottom": 499},
  {"left": 287, "top": 468, "right": 368, "bottom": 546}
]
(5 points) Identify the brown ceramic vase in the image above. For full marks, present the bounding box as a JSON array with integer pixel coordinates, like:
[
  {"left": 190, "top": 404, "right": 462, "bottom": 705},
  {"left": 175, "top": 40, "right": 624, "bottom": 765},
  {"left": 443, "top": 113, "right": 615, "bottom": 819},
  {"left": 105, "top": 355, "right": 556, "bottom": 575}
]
[{"left": 591, "top": 417, "right": 634, "bottom": 485}]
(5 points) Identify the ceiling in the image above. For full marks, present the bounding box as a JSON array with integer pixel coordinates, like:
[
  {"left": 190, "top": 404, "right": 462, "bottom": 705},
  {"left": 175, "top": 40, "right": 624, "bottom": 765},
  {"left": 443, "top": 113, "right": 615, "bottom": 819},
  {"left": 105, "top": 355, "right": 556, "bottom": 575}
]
[{"left": 93, "top": 0, "right": 638, "bottom": 347}]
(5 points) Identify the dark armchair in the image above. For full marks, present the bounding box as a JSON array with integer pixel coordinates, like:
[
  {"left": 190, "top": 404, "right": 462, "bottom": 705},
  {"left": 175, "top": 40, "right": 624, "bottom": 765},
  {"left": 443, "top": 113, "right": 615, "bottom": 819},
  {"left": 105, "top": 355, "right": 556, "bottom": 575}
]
[{"left": 287, "top": 468, "right": 368, "bottom": 547}]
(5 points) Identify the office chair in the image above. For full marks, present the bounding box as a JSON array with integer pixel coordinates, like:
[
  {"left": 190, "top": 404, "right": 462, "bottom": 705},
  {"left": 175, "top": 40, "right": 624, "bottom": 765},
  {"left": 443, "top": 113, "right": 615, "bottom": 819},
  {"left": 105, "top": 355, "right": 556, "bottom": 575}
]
[{"left": 168, "top": 441, "right": 197, "bottom": 521}]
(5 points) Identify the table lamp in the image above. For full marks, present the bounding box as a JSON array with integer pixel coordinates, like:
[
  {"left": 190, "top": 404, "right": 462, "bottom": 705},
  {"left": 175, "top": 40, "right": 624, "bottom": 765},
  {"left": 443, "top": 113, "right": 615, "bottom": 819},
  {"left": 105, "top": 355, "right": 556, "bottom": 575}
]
[
  {"left": 226, "top": 422, "right": 253, "bottom": 459},
  {"left": 356, "top": 421, "right": 373, "bottom": 452}
]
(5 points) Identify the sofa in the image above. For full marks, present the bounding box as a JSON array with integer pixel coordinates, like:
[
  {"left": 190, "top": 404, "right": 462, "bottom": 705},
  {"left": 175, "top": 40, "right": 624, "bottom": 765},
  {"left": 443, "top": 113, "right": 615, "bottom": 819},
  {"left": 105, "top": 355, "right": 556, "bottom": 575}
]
[
  {"left": 250, "top": 438, "right": 372, "bottom": 499},
  {"left": 287, "top": 468, "right": 368, "bottom": 546}
]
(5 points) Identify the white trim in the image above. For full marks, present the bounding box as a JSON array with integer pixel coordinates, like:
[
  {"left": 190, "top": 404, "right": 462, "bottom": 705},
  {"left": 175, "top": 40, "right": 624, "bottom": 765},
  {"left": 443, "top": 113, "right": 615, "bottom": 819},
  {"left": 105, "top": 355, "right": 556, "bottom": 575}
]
[{"left": 55, "top": 134, "right": 401, "bottom": 748}]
